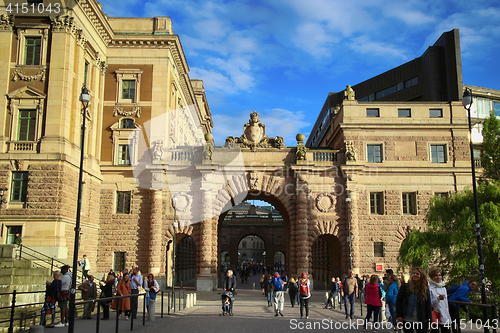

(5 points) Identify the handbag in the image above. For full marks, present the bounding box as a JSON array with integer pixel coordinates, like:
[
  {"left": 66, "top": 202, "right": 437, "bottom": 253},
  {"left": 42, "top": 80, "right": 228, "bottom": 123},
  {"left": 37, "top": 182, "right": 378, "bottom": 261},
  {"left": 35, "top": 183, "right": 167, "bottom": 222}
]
[{"left": 431, "top": 307, "right": 441, "bottom": 324}]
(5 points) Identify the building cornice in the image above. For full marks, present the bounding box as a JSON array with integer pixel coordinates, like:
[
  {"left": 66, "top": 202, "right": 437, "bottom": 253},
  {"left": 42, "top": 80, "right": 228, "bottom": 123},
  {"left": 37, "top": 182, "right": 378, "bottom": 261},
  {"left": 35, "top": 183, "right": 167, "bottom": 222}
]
[{"left": 77, "top": 0, "right": 114, "bottom": 46}]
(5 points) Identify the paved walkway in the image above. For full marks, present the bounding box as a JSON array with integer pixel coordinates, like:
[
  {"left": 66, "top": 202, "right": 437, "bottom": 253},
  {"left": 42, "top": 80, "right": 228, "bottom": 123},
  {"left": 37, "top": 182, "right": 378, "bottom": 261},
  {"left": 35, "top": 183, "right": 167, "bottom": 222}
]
[{"left": 26, "top": 273, "right": 487, "bottom": 333}]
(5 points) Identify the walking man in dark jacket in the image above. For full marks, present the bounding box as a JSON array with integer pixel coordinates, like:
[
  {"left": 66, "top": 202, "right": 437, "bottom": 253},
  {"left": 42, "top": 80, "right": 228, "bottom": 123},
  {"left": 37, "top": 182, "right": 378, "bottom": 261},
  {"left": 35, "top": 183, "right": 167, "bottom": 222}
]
[{"left": 224, "top": 270, "right": 236, "bottom": 292}]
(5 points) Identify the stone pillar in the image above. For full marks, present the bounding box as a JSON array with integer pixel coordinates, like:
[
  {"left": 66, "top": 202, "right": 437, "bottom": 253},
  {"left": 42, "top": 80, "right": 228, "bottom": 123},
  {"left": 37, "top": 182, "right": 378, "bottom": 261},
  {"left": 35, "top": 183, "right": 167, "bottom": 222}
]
[
  {"left": 295, "top": 174, "right": 309, "bottom": 275},
  {"left": 348, "top": 191, "right": 360, "bottom": 275},
  {"left": 196, "top": 187, "right": 216, "bottom": 291},
  {"left": 149, "top": 189, "right": 163, "bottom": 276}
]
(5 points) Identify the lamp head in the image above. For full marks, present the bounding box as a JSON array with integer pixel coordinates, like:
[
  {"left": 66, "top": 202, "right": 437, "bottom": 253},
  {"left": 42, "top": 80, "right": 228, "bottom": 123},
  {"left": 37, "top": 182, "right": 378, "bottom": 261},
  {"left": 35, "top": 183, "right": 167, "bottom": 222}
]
[
  {"left": 462, "top": 88, "right": 472, "bottom": 109},
  {"left": 0, "top": 187, "right": 6, "bottom": 197},
  {"left": 79, "top": 85, "right": 91, "bottom": 106},
  {"left": 345, "top": 197, "right": 351, "bottom": 203}
]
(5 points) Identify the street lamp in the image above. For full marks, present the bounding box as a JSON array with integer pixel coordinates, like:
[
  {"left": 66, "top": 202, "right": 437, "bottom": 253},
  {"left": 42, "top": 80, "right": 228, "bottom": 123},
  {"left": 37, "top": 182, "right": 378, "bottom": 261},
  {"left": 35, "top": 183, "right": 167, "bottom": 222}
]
[
  {"left": 172, "top": 194, "right": 177, "bottom": 292},
  {"left": 0, "top": 187, "right": 8, "bottom": 214},
  {"left": 462, "top": 87, "right": 488, "bottom": 330},
  {"left": 68, "top": 85, "right": 90, "bottom": 333},
  {"left": 345, "top": 194, "right": 352, "bottom": 271}
]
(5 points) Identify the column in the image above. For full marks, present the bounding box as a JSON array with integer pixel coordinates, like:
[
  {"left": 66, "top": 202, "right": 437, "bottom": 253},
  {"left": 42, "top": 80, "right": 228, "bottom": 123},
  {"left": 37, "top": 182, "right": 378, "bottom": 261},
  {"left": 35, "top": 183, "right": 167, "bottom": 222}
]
[
  {"left": 295, "top": 175, "right": 309, "bottom": 275},
  {"left": 148, "top": 189, "right": 162, "bottom": 276},
  {"left": 348, "top": 191, "right": 360, "bottom": 275}
]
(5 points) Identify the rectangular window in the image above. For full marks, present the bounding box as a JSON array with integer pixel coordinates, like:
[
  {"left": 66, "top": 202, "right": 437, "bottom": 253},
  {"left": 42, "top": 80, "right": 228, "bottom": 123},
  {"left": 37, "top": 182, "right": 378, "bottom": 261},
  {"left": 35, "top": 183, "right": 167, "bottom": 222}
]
[
  {"left": 370, "top": 192, "right": 383, "bottom": 215},
  {"left": 398, "top": 108, "right": 411, "bottom": 117},
  {"left": 10, "top": 172, "right": 28, "bottom": 202},
  {"left": 402, "top": 192, "right": 416, "bottom": 215},
  {"left": 374, "top": 242, "right": 384, "bottom": 257},
  {"left": 494, "top": 101, "right": 500, "bottom": 117},
  {"left": 25, "top": 37, "right": 41, "bottom": 65},
  {"left": 367, "top": 144, "right": 382, "bottom": 163},
  {"left": 366, "top": 108, "right": 380, "bottom": 117},
  {"left": 430, "top": 109, "right": 443, "bottom": 118},
  {"left": 6, "top": 226, "right": 23, "bottom": 245},
  {"left": 118, "top": 145, "right": 131, "bottom": 165},
  {"left": 18, "top": 110, "right": 37, "bottom": 141},
  {"left": 397, "top": 82, "right": 404, "bottom": 91},
  {"left": 113, "top": 252, "right": 126, "bottom": 272},
  {"left": 116, "top": 191, "right": 131, "bottom": 214},
  {"left": 122, "top": 80, "right": 136, "bottom": 100},
  {"left": 431, "top": 144, "right": 446, "bottom": 163},
  {"left": 435, "top": 192, "right": 448, "bottom": 199}
]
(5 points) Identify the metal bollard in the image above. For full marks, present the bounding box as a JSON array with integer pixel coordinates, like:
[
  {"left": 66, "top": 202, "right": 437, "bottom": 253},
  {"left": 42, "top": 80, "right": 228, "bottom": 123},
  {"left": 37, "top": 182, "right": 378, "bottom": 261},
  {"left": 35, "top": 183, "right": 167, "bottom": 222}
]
[
  {"left": 148, "top": 299, "right": 156, "bottom": 322},
  {"left": 193, "top": 293, "right": 197, "bottom": 306}
]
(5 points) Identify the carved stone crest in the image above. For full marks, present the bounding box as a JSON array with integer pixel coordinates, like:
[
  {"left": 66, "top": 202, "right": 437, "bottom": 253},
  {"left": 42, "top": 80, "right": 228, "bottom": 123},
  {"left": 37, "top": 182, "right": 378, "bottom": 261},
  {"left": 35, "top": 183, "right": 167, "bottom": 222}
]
[
  {"left": 248, "top": 171, "right": 259, "bottom": 190},
  {"left": 345, "top": 141, "right": 357, "bottom": 161},
  {"left": 315, "top": 193, "right": 335, "bottom": 212},
  {"left": 225, "top": 111, "right": 285, "bottom": 151},
  {"left": 172, "top": 192, "right": 192, "bottom": 213}
]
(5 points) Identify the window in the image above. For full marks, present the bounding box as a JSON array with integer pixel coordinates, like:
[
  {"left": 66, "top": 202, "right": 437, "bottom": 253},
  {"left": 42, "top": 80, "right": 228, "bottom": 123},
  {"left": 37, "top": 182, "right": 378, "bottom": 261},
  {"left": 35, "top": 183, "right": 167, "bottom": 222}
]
[
  {"left": 18, "top": 110, "right": 37, "bottom": 141},
  {"left": 398, "top": 109, "right": 411, "bottom": 117},
  {"left": 370, "top": 192, "right": 383, "bottom": 214},
  {"left": 374, "top": 242, "right": 384, "bottom": 257},
  {"left": 435, "top": 192, "right": 448, "bottom": 199},
  {"left": 120, "top": 119, "right": 134, "bottom": 129},
  {"left": 116, "top": 191, "right": 131, "bottom": 214},
  {"left": 6, "top": 226, "right": 23, "bottom": 245},
  {"left": 118, "top": 145, "right": 131, "bottom": 165},
  {"left": 402, "top": 192, "right": 416, "bottom": 215},
  {"left": 430, "top": 109, "right": 443, "bottom": 118},
  {"left": 366, "top": 108, "right": 380, "bottom": 117},
  {"left": 115, "top": 69, "right": 142, "bottom": 103},
  {"left": 10, "top": 172, "right": 28, "bottom": 202},
  {"left": 494, "top": 101, "right": 500, "bottom": 117},
  {"left": 25, "top": 37, "right": 41, "bottom": 65},
  {"left": 367, "top": 144, "right": 382, "bottom": 163},
  {"left": 113, "top": 252, "right": 126, "bottom": 272},
  {"left": 431, "top": 145, "right": 446, "bottom": 163},
  {"left": 122, "top": 80, "right": 136, "bottom": 100}
]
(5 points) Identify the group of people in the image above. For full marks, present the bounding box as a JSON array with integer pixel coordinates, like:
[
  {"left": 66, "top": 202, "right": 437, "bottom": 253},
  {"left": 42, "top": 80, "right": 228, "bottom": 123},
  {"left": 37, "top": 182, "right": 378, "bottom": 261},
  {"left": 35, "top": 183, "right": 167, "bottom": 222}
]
[
  {"left": 259, "top": 271, "right": 312, "bottom": 319},
  {"left": 40, "top": 264, "right": 160, "bottom": 328},
  {"left": 352, "top": 267, "right": 476, "bottom": 333}
]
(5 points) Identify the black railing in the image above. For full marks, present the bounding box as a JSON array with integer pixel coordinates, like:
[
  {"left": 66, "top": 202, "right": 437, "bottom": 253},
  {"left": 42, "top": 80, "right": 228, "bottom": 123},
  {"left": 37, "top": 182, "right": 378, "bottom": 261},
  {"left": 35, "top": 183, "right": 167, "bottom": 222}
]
[
  {"left": 449, "top": 300, "right": 498, "bottom": 333},
  {"left": 1, "top": 288, "right": 189, "bottom": 332}
]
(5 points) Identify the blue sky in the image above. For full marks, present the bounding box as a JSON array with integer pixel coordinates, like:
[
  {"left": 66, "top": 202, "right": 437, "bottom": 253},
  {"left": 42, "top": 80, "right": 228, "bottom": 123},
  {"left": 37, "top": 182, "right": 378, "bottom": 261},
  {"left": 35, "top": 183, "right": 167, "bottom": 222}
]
[{"left": 100, "top": 0, "right": 500, "bottom": 145}]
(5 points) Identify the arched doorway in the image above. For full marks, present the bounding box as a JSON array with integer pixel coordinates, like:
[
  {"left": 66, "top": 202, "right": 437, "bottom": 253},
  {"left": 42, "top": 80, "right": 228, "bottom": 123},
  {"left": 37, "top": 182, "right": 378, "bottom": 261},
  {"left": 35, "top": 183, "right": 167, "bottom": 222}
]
[
  {"left": 311, "top": 234, "right": 342, "bottom": 288},
  {"left": 175, "top": 235, "right": 196, "bottom": 285}
]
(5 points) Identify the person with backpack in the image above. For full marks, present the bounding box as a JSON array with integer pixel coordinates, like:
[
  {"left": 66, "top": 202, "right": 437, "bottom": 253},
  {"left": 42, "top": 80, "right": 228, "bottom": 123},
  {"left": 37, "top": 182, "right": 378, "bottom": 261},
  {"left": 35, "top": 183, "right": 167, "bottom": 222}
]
[
  {"left": 272, "top": 272, "right": 286, "bottom": 316},
  {"left": 448, "top": 280, "right": 477, "bottom": 333},
  {"left": 299, "top": 272, "right": 311, "bottom": 319}
]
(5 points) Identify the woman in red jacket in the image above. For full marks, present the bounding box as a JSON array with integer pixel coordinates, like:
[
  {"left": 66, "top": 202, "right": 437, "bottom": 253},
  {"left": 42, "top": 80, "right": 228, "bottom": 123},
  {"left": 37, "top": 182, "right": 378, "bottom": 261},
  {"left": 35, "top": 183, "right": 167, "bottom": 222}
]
[{"left": 363, "top": 275, "right": 383, "bottom": 332}]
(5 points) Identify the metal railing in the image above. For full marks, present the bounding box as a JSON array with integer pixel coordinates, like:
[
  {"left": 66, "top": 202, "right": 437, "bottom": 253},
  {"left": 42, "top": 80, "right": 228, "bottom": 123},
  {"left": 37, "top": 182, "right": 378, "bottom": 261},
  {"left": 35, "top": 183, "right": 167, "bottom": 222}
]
[
  {"left": 449, "top": 299, "right": 498, "bottom": 333},
  {"left": 1, "top": 288, "right": 189, "bottom": 333}
]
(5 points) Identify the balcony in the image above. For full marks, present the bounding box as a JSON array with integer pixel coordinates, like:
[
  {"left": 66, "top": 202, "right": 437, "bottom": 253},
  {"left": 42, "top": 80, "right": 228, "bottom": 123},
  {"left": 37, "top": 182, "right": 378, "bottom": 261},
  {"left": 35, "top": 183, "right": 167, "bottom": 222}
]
[{"left": 9, "top": 141, "right": 38, "bottom": 153}]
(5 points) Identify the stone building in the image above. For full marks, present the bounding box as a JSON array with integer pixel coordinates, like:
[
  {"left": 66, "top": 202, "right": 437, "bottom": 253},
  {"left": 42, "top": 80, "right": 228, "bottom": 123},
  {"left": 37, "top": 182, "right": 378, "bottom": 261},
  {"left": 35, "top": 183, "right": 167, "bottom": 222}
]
[{"left": 0, "top": 0, "right": 211, "bottom": 284}]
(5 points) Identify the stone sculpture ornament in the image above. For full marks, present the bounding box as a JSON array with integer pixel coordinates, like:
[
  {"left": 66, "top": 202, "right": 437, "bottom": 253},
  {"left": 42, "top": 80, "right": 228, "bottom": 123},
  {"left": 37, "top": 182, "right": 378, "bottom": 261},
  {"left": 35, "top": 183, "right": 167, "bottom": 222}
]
[
  {"left": 152, "top": 140, "right": 164, "bottom": 161},
  {"left": 225, "top": 111, "right": 284, "bottom": 151},
  {"left": 345, "top": 141, "right": 357, "bottom": 161},
  {"left": 315, "top": 193, "right": 335, "bottom": 212},
  {"left": 344, "top": 85, "right": 355, "bottom": 100}
]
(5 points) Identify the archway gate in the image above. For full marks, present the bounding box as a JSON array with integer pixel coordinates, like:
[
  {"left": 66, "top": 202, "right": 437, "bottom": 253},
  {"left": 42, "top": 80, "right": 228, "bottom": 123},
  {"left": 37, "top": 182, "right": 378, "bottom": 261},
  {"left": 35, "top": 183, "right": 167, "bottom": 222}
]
[{"left": 143, "top": 113, "right": 354, "bottom": 291}]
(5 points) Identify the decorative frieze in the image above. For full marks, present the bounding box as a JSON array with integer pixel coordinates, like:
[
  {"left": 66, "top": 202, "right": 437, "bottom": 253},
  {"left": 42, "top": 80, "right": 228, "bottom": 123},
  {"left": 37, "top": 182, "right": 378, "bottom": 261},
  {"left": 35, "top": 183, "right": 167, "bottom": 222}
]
[
  {"left": 11, "top": 69, "right": 46, "bottom": 83},
  {"left": 51, "top": 15, "right": 78, "bottom": 35},
  {"left": 113, "top": 106, "right": 141, "bottom": 117}
]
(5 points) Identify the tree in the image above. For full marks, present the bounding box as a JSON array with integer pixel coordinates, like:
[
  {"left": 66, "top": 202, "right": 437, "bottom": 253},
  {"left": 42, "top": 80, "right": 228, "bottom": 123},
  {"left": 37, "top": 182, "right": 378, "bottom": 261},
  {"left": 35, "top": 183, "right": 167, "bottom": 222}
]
[
  {"left": 481, "top": 113, "right": 500, "bottom": 182},
  {"left": 398, "top": 183, "right": 500, "bottom": 293}
]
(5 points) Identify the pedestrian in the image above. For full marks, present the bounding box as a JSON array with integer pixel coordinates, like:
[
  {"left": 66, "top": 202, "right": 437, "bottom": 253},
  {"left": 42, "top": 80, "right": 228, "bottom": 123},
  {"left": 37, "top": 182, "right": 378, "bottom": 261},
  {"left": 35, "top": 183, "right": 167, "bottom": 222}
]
[
  {"left": 288, "top": 278, "right": 298, "bottom": 307},
  {"left": 324, "top": 277, "right": 338, "bottom": 309},
  {"left": 129, "top": 267, "right": 143, "bottom": 320},
  {"left": 448, "top": 280, "right": 477, "bottom": 333},
  {"left": 99, "top": 273, "right": 115, "bottom": 320},
  {"left": 386, "top": 274, "right": 399, "bottom": 330},
  {"left": 428, "top": 268, "right": 451, "bottom": 333},
  {"left": 223, "top": 269, "right": 236, "bottom": 292},
  {"left": 343, "top": 270, "right": 358, "bottom": 319},
  {"left": 272, "top": 272, "right": 286, "bottom": 316},
  {"left": 363, "top": 275, "right": 383, "bottom": 332},
  {"left": 260, "top": 274, "right": 266, "bottom": 295},
  {"left": 54, "top": 265, "right": 71, "bottom": 327},
  {"left": 378, "top": 276, "right": 387, "bottom": 323},
  {"left": 299, "top": 272, "right": 311, "bottom": 319},
  {"left": 266, "top": 274, "right": 274, "bottom": 307},
  {"left": 336, "top": 277, "right": 342, "bottom": 309},
  {"left": 396, "top": 267, "right": 432, "bottom": 333},
  {"left": 78, "top": 275, "right": 97, "bottom": 319},
  {"left": 81, "top": 254, "right": 91, "bottom": 281},
  {"left": 112, "top": 271, "right": 131, "bottom": 319},
  {"left": 40, "top": 271, "right": 62, "bottom": 328},
  {"left": 144, "top": 273, "right": 160, "bottom": 317}
]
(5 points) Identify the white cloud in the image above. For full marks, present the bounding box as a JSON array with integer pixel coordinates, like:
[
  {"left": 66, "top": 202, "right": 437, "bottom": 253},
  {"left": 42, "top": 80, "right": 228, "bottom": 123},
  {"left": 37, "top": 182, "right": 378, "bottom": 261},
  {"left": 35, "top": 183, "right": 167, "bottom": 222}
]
[{"left": 350, "top": 35, "right": 407, "bottom": 60}]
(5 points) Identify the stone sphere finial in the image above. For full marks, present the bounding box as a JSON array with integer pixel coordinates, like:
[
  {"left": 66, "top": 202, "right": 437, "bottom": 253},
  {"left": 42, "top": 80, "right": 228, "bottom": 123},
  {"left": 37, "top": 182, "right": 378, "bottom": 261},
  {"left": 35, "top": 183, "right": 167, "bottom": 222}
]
[
  {"left": 296, "top": 133, "right": 305, "bottom": 144},
  {"left": 205, "top": 132, "right": 213, "bottom": 142}
]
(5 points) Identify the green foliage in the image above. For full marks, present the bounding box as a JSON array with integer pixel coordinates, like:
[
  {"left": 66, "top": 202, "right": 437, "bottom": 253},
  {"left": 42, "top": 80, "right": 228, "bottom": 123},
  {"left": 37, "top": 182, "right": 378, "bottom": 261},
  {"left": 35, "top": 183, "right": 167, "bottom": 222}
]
[
  {"left": 481, "top": 113, "right": 500, "bottom": 182},
  {"left": 398, "top": 184, "right": 500, "bottom": 294}
]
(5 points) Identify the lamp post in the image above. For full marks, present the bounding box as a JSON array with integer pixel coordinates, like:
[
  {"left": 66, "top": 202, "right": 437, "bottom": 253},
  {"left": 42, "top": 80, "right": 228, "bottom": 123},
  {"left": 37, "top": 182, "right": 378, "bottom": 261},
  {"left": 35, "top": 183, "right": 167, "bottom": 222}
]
[
  {"left": 68, "top": 85, "right": 90, "bottom": 333},
  {"left": 0, "top": 187, "right": 8, "bottom": 214},
  {"left": 172, "top": 194, "right": 177, "bottom": 292},
  {"left": 462, "top": 87, "right": 488, "bottom": 331},
  {"left": 345, "top": 193, "right": 352, "bottom": 271}
]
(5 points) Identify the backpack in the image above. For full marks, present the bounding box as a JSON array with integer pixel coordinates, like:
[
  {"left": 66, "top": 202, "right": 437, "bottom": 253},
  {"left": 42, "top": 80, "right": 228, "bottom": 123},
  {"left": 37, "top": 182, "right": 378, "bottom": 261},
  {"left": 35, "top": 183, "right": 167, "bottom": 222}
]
[
  {"left": 447, "top": 284, "right": 461, "bottom": 296},
  {"left": 274, "top": 276, "right": 284, "bottom": 291},
  {"left": 299, "top": 279, "right": 310, "bottom": 297}
]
